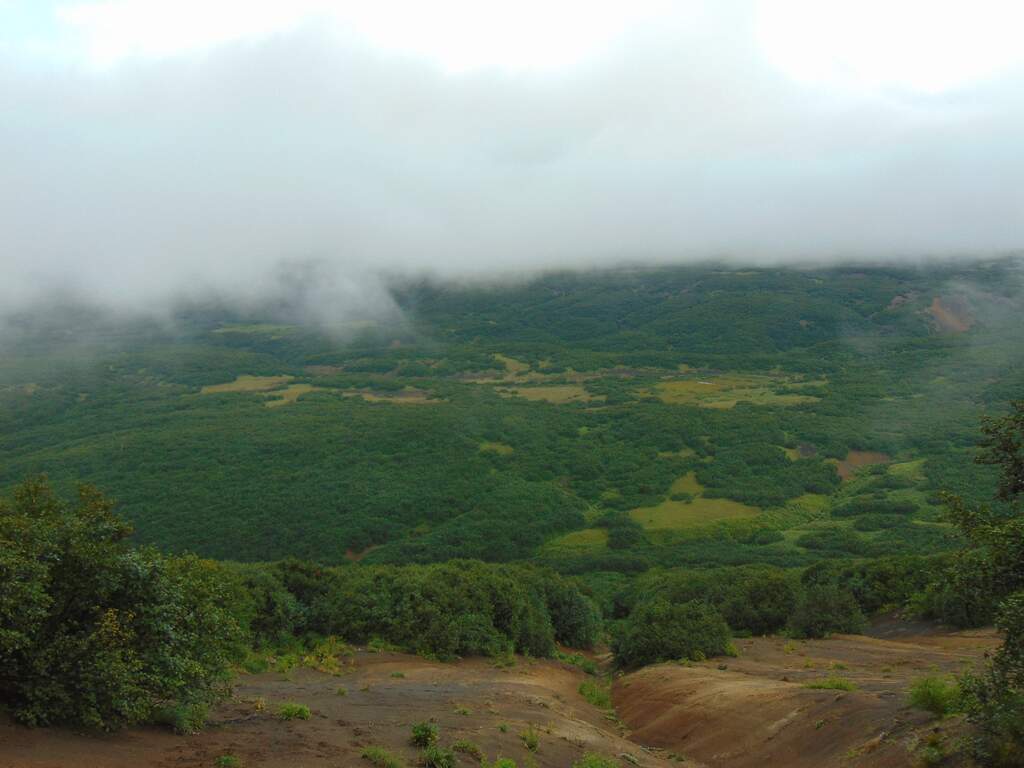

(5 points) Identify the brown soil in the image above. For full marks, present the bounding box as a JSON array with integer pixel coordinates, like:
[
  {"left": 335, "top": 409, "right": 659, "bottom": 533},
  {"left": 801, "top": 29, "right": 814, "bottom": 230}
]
[
  {"left": 614, "top": 624, "right": 998, "bottom": 768},
  {"left": 1, "top": 623, "right": 997, "bottom": 768},
  {"left": 836, "top": 450, "right": 891, "bottom": 480},
  {"left": 928, "top": 297, "right": 973, "bottom": 334},
  {"left": 0, "top": 652, "right": 663, "bottom": 768}
]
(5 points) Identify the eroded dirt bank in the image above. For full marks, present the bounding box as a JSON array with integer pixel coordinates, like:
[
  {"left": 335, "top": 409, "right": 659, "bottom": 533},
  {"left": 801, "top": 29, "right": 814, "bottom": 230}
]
[{"left": 614, "top": 624, "right": 998, "bottom": 768}]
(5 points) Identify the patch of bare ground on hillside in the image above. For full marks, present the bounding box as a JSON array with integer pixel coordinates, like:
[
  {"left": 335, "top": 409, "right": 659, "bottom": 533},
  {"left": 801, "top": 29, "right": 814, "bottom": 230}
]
[
  {"left": 614, "top": 621, "right": 999, "bottom": 768},
  {"left": 835, "top": 450, "right": 891, "bottom": 480},
  {"left": 0, "top": 652, "right": 664, "bottom": 768},
  {"left": 928, "top": 296, "right": 973, "bottom": 334}
]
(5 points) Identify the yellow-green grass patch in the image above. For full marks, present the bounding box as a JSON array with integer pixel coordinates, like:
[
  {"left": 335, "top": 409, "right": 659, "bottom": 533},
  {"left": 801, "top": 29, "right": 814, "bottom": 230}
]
[
  {"left": 670, "top": 471, "right": 704, "bottom": 495},
  {"left": 658, "top": 447, "right": 696, "bottom": 459},
  {"left": 630, "top": 496, "right": 759, "bottom": 530},
  {"left": 479, "top": 441, "right": 514, "bottom": 455},
  {"left": 542, "top": 528, "right": 608, "bottom": 554},
  {"left": 889, "top": 459, "right": 926, "bottom": 482},
  {"left": 494, "top": 353, "right": 530, "bottom": 374},
  {"left": 496, "top": 385, "right": 601, "bottom": 404},
  {"left": 649, "top": 373, "right": 820, "bottom": 409},
  {"left": 339, "top": 387, "right": 437, "bottom": 404},
  {"left": 265, "top": 383, "right": 322, "bottom": 407},
  {"left": 212, "top": 323, "right": 298, "bottom": 336},
  {"left": 201, "top": 375, "right": 294, "bottom": 394}
]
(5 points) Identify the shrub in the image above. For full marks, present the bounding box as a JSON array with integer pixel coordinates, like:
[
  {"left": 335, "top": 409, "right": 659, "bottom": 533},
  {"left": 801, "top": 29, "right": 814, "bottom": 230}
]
[
  {"left": 421, "top": 745, "right": 456, "bottom": 768},
  {"left": 578, "top": 679, "right": 612, "bottom": 709},
  {"left": 451, "top": 740, "right": 484, "bottom": 761},
  {"left": 0, "top": 478, "right": 241, "bottom": 730},
  {"left": 573, "top": 755, "right": 620, "bottom": 768},
  {"left": 152, "top": 702, "right": 209, "bottom": 735},
  {"left": 411, "top": 721, "right": 439, "bottom": 747},
  {"left": 362, "top": 746, "right": 405, "bottom": 768},
  {"left": 277, "top": 702, "right": 311, "bottom": 720},
  {"left": 612, "top": 599, "right": 731, "bottom": 668},
  {"left": 520, "top": 724, "right": 539, "bottom": 752},
  {"left": 214, "top": 756, "right": 242, "bottom": 768},
  {"left": 803, "top": 676, "right": 857, "bottom": 691},
  {"left": 908, "top": 676, "right": 961, "bottom": 717},
  {"left": 787, "top": 584, "right": 865, "bottom": 639}
]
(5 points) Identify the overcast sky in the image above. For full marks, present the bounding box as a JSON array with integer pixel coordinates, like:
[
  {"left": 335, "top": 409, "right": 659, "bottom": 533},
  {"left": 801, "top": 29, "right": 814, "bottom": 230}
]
[{"left": 2, "top": 0, "right": 1023, "bottom": 317}]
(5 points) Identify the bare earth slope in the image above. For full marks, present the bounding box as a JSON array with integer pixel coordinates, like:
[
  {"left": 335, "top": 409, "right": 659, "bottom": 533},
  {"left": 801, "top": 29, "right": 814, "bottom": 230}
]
[
  {"left": 0, "top": 623, "right": 997, "bottom": 768},
  {"left": 614, "top": 623, "right": 998, "bottom": 768},
  {"left": 0, "top": 652, "right": 662, "bottom": 768}
]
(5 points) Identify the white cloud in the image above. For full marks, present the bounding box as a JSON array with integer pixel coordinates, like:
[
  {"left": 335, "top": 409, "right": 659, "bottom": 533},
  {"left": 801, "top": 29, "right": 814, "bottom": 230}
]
[{"left": 0, "top": 1, "right": 1021, "bottom": 321}]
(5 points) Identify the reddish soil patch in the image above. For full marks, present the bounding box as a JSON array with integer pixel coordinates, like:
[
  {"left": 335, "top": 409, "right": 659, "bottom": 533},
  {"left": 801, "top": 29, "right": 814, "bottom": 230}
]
[
  {"left": 0, "top": 653, "right": 662, "bottom": 768},
  {"left": 614, "top": 624, "right": 998, "bottom": 768},
  {"left": 343, "top": 545, "right": 379, "bottom": 562},
  {"left": 836, "top": 450, "right": 891, "bottom": 480},
  {"left": 928, "top": 297, "right": 973, "bottom": 334}
]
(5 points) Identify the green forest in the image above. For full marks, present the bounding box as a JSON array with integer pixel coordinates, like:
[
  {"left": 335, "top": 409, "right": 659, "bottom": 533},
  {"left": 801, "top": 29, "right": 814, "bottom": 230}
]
[{"left": 1, "top": 261, "right": 1023, "bottom": 763}]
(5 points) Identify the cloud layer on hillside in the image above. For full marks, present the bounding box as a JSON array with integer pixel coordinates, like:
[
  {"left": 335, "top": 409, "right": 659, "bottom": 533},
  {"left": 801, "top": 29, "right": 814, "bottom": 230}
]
[{"left": 1, "top": 1, "right": 1022, "bottom": 321}]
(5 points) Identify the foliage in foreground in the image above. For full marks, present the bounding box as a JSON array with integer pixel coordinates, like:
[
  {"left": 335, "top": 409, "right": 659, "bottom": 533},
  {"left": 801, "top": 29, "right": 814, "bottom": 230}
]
[
  {"left": 0, "top": 478, "right": 241, "bottom": 730},
  {"left": 908, "top": 675, "right": 961, "bottom": 717},
  {"left": 938, "top": 402, "right": 1024, "bottom": 766}
]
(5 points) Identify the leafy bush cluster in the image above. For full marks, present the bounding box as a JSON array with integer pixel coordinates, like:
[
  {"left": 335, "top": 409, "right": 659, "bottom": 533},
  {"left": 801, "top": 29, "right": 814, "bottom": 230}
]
[
  {"left": 0, "top": 478, "right": 242, "bottom": 730},
  {"left": 230, "top": 558, "right": 600, "bottom": 660}
]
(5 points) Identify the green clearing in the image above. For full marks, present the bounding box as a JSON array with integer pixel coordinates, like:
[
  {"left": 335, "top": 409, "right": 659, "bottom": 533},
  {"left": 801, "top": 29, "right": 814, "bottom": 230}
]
[
  {"left": 264, "top": 383, "right": 321, "bottom": 407},
  {"left": 651, "top": 373, "right": 819, "bottom": 409},
  {"left": 629, "top": 472, "right": 759, "bottom": 531},
  {"left": 496, "top": 384, "right": 600, "bottom": 404},
  {"left": 479, "top": 441, "right": 515, "bottom": 455},
  {"left": 200, "top": 374, "right": 294, "bottom": 394}
]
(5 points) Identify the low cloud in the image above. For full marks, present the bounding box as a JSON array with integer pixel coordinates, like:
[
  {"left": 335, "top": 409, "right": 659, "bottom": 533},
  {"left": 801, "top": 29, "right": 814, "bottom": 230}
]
[{"left": 1, "top": 2, "right": 1023, "bottom": 327}]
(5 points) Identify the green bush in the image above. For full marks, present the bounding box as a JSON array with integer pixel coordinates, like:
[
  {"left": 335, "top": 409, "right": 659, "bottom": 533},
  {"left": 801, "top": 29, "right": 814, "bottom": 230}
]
[
  {"left": 277, "top": 702, "right": 311, "bottom": 720},
  {"left": 451, "top": 740, "right": 484, "bottom": 761},
  {"left": 411, "top": 721, "right": 439, "bottom": 747},
  {"left": 520, "top": 724, "right": 540, "bottom": 752},
  {"left": 578, "top": 679, "right": 612, "bottom": 709},
  {"left": 362, "top": 746, "right": 405, "bottom": 768},
  {"left": 152, "top": 702, "right": 209, "bottom": 735},
  {"left": 214, "top": 756, "right": 242, "bottom": 768},
  {"left": 787, "top": 584, "right": 865, "bottom": 639},
  {"left": 612, "top": 599, "right": 731, "bottom": 668},
  {"left": 0, "top": 478, "right": 241, "bottom": 730},
  {"left": 908, "top": 676, "right": 961, "bottom": 717},
  {"left": 421, "top": 745, "right": 456, "bottom": 768},
  {"left": 573, "top": 755, "right": 620, "bottom": 768}
]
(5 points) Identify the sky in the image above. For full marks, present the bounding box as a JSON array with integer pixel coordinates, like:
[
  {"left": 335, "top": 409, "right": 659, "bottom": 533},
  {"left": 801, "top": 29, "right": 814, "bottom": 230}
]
[{"left": 2, "top": 0, "right": 1023, "bottom": 319}]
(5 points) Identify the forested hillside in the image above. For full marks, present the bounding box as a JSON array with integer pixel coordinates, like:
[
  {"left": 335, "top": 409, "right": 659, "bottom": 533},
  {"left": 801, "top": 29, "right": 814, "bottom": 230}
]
[{"left": 1, "top": 260, "right": 1021, "bottom": 569}]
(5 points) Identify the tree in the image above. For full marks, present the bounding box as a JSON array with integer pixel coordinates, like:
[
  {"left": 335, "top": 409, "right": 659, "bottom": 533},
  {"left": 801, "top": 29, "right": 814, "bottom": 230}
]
[
  {"left": 944, "top": 403, "right": 1024, "bottom": 766},
  {"left": 0, "top": 478, "right": 242, "bottom": 729}
]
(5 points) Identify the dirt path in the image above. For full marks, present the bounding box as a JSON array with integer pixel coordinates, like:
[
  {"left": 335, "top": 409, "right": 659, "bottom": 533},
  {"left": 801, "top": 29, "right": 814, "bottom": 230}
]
[{"left": 0, "top": 652, "right": 663, "bottom": 768}]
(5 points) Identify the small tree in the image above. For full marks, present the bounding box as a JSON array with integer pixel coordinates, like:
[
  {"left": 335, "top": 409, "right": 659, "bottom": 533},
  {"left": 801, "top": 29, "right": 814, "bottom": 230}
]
[{"left": 0, "top": 477, "right": 242, "bottom": 729}]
